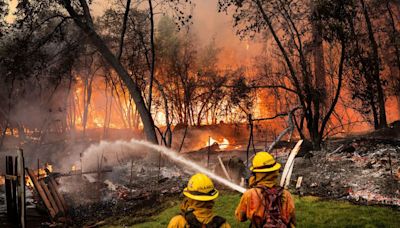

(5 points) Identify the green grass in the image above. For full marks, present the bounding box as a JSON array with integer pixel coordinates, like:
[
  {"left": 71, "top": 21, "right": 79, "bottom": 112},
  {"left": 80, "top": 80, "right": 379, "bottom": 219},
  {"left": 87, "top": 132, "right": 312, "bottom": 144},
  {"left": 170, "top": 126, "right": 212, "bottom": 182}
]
[{"left": 103, "top": 194, "right": 400, "bottom": 228}]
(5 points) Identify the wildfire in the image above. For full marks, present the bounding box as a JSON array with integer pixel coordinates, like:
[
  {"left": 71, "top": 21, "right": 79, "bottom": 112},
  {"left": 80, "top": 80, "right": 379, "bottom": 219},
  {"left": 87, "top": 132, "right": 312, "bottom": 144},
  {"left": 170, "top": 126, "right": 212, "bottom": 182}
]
[
  {"left": 25, "top": 163, "right": 53, "bottom": 188},
  {"left": 205, "top": 137, "right": 230, "bottom": 150}
]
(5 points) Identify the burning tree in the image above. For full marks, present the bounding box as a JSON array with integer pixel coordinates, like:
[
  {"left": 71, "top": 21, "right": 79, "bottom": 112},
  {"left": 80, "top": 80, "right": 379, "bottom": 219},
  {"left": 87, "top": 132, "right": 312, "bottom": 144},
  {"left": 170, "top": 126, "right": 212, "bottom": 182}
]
[{"left": 218, "top": 0, "right": 351, "bottom": 149}]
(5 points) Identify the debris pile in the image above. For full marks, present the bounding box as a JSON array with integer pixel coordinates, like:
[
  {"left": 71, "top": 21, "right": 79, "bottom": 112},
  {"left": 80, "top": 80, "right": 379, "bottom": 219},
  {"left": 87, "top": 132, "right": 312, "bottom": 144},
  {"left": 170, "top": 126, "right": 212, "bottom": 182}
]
[
  {"left": 293, "top": 139, "right": 400, "bottom": 206},
  {"left": 58, "top": 159, "right": 189, "bottom": 226}
]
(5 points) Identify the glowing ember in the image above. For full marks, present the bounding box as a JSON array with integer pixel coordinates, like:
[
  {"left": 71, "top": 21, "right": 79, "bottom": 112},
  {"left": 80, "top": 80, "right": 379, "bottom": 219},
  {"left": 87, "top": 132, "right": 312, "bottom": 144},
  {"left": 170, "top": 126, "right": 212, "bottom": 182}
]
[
  {"left": 25, "top": 163, "right": 53, "bottom": 187},
  {"left": 45, "top": 163, "right": 53, "bottom": 173},
  {"left": 205, "top": 137, "right": 230, "bottom": 150}
]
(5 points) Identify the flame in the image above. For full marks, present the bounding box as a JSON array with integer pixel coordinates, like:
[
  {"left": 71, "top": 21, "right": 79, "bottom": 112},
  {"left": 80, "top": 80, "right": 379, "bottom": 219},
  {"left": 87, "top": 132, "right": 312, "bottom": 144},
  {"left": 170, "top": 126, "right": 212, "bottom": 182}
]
[
  {"left": 71, "top": 165, "right": 76, "bottom": 172},
  {"left": 25, "top": 163, "right": 53, "bottom": 188},
  {"left": 205, "top": 137, "right": 230, "bottom": 150}
]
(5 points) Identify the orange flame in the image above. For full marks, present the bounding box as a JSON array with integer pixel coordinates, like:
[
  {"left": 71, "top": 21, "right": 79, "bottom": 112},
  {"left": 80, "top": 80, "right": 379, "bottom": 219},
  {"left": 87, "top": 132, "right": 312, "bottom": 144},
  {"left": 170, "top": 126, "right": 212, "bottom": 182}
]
[{"left": 205, "top": 137, "right": 230, "bottom": 150}]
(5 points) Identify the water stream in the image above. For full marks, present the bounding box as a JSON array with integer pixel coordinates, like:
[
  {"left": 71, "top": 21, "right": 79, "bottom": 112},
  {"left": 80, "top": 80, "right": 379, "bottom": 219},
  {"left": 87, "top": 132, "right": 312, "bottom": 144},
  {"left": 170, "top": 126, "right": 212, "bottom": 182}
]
[{"left": 80, "top": 139, "right": 247, "bottom": 193}]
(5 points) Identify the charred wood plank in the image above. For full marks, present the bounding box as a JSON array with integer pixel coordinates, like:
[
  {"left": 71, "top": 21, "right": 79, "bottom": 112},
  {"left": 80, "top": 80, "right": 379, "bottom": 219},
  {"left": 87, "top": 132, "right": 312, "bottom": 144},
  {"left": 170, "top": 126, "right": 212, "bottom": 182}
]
[
  {"left": 17, "top": 149, "right": 26, "bottom": 228},
  {"left": 48, "top": 177, "right": 68, "bottom": 213},
  {"left": 47, "top": 180, "right": 65, "bottom": 216},
  {"left": 26, "top": 169, "right": 56, "bottom": 218},
  {"left": 39, "top": 180, "right": 60, "bottom": 217},
  {"left": 5, "top": 156, "right": 16, "bottom": 222}
]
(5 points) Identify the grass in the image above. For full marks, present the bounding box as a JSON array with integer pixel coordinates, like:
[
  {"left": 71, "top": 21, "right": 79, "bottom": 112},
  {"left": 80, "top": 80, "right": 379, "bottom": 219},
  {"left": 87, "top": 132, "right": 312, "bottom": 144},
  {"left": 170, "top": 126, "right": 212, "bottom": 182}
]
[{"left": 103, "top": 193, "right": 400, "bottom": 228}]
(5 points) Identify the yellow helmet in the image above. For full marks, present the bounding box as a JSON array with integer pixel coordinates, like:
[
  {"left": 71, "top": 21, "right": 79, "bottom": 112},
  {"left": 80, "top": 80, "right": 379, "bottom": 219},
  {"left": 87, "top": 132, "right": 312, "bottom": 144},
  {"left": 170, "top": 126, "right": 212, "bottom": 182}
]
[
  {"left": 183, "top": 173, "right": 219, "bottom": 201},
  {"left": 250, "top": 151, "right": 281, "bottom": 173}
]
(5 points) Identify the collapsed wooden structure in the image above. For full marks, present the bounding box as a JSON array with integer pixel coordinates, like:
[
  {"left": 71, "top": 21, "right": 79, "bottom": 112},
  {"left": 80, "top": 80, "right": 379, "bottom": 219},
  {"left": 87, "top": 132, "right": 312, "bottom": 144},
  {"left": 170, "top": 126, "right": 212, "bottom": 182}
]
[
  {"left": 25, "top": 169, "right": 69, "bottom": 222},
  {"left": 4, "top": 149, "right": 115, "bottom": 227},
  {"left": 5, "top": 149, "right": 69, "bottom": 227},
  {"left": 5, "top": 149, "right": 26, "bottom": 228}
]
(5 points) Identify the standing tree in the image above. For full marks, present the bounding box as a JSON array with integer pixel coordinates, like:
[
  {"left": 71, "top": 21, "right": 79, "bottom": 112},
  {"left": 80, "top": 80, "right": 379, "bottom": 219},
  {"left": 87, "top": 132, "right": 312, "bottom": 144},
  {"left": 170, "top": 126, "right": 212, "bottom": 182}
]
[
  {"left": 219, "top": 0, "right": 350, "bottom": 149},
  {"left": 57, "top": 0, "right": 158, "bottom": 143}
]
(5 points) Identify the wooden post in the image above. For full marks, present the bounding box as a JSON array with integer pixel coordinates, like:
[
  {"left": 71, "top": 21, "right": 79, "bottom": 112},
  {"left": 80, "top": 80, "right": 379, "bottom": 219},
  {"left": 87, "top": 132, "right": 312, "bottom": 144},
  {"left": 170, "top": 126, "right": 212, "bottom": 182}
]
[
  {"left": 218, "top": 156, "right": 232, "bottom": 181},
  {"left": 17, "top": 149, "right": 26, "bottom": 228},
  {"left": 13, "top": 157, "right": 18, "bottom": 220},
  {"left": 296, "top": 176, "right": 303, "bottom": 189},
  {"left": 5, "top": 156, "right": 16, "bottom": 221},
  {"left": 80, "top": 152, "right": 83, "bottom": 177},
  {"left": 207, "top": 136, "right": 211, "bottom": 168},
  {"left": 129, "top": 159, "right": 133, "bottom": 192},
  {"left": 26, "top": 169, "right": 56, "bottom": 218},
  {"left": 37, "top": 158, "right": 40, "bottom": 179}
]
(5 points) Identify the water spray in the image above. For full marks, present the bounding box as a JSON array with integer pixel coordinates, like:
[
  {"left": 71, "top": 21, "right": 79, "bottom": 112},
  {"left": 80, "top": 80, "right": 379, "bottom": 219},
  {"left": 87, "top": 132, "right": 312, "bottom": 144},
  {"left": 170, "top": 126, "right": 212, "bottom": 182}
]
[
  {"left": 79, "top": 139, "right": 247, "bottom": 193},
  {"left": 129, "top": 139, "right": 247, "bottom": 193}
]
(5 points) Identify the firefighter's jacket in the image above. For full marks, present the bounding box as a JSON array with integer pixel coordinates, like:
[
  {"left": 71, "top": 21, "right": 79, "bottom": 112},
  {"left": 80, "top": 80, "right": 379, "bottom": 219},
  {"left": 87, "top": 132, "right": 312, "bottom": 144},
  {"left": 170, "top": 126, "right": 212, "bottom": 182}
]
[
  {"left": 168, "top": 198, "right": 231, "bottom": 228},
  {"left": 235, "top": 171, "right": 296, "bottom": 227}
]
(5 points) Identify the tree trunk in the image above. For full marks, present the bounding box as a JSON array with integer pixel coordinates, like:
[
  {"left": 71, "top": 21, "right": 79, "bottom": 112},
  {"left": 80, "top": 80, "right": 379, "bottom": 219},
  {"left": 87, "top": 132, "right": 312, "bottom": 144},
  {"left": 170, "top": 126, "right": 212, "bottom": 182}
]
[
  {"left": 385, "top": 1, "right": 400, "bottom": 119},
  {"left": 62, "top": 1, "right": 158, "bottom": 143},
  {"left": 360, "top": 0, "right": 387, "bottom": 128},
  {"left": 147, "top": 0, "right": 155, "bottom": 109},
  {"left": 312, "top": 1, "right": 326, "bottom": 103}
]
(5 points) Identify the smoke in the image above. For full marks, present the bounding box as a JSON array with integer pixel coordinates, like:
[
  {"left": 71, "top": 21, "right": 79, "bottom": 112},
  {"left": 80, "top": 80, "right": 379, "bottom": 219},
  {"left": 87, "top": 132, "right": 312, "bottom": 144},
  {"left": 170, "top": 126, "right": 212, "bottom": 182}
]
[
  {"left": 76, "top": 138, "right": 246, "bottom": 193},
  {"left": 78, "top": 140, "right": 149, "bottom": 172}
]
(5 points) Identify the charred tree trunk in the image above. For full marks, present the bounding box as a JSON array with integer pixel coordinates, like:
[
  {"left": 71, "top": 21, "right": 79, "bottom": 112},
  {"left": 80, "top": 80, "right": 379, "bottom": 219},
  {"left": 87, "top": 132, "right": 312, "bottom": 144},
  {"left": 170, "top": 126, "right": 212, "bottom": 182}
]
[
  {"left": 147, "top": 0, "right": 155, "bottom": 110},
  {"left": 360, "top": 0, "right": 387, "bottom": 128},
  {"left": 312, "top": 1, "right": 326, "bottom": 104},
  {"left": 62, "top": 0, "right": 158, "bottom": 144},
  {"left": 82, "top": 65, "right": 94, "bottom": 137},
  {"left": 385, "top": 1, "right": 400, "bottom": 118}
]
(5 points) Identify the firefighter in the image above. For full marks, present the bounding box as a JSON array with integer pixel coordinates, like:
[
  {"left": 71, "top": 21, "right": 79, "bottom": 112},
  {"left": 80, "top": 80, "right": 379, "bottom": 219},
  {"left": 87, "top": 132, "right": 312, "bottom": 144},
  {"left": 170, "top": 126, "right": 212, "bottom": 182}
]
[
  {"left": 168, "top": 173, "right": 231, "bottom": 228},
  {"left": 235, "top": 152, "right": 296, "bottom": 228}
]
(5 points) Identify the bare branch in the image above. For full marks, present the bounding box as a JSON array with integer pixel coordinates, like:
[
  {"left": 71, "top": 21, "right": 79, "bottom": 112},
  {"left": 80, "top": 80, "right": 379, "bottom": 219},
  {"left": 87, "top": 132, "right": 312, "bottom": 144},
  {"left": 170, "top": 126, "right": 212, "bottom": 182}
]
[{"left": 117, "top": 0, "right": 131, "bottom": 60}]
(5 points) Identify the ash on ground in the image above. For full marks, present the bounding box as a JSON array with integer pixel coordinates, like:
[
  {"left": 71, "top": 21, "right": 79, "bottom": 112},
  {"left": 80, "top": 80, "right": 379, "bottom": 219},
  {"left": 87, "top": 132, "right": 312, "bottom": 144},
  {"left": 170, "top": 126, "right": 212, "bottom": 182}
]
[
  {"left": 59, "top": 159, "right": 190, "bottom": 226},
  {"left": 291, "top": 137, "right": 400, "bottom": 207}
]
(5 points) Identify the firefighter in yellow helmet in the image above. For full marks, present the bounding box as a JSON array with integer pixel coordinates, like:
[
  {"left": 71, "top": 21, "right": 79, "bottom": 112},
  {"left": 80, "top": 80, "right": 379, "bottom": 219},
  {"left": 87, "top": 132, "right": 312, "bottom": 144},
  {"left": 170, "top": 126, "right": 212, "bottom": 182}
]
[
  {"left": 168, "top": 173, "right": 231, "bottom": 228},
  {"left": 235, "top": 152, "right": 296, "bottom": 227}
]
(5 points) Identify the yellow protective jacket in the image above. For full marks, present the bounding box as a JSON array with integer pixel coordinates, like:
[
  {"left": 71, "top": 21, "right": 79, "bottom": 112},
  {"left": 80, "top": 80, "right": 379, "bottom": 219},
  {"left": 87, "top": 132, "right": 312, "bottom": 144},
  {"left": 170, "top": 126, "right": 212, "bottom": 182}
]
[{"left": 168, "top": 198, "right": 231, "bottom": 228}]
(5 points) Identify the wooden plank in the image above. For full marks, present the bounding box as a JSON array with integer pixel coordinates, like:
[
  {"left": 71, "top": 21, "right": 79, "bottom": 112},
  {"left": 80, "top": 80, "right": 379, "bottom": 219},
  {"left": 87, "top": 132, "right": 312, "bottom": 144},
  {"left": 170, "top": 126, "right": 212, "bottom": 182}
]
[
  {"left": 280, "top": 140, "right": 303, "bottom": 187},
  {"left": 5, "top": 156, "right": 15, "bottom": 221},
  {"left": 218, "top": 156, "right": 232, "bottom": 181},
  {"left": 47, "top": 180, "right": 65, "bottom": 215},
  {"left": 296, "top": 176, "right": 303, "bottom": 189},
  {"left": 5, "top": 174, "right": 17, "bottom": 180},
  {"left": 48, "top": 177, "right": 68, "bottom": 213},
  {"left": 17, "top": 149, "right": 26, "bottom": 228},
  {"left": 26, "top": 169, "right": 56, "bottom": 218},
  {"left": 39, "top": 181, "right": 59, "bottom": 216},
  {"left": 13, "top": 157, "right": 18, "bottom": 218},
  {"left": 285, "top": 160, "right": 295, "bottom": 187}
]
